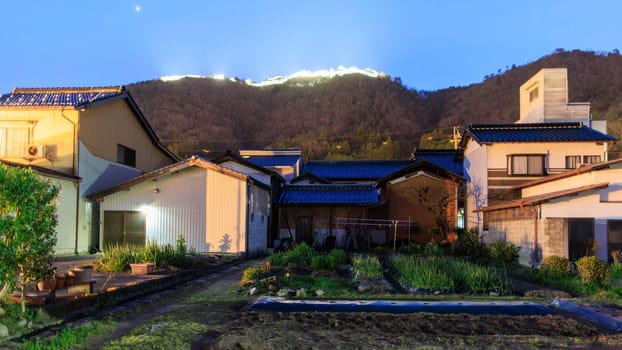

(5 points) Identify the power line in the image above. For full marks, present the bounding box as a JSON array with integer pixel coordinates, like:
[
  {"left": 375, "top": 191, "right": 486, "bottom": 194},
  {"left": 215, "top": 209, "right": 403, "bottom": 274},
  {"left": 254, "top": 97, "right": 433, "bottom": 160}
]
[{"left": 159, "top": 126, "right": 458, "bottom": 144}]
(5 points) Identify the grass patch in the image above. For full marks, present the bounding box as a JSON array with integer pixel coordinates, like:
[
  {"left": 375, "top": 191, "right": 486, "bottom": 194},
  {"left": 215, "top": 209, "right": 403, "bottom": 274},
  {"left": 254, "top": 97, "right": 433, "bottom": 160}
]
[
  {"left": 351, "top": 254, "right": 383, "bottom": 279},
  {"left": 23, "top": 320, "right": 114, "bottom": 350},
  {"left": 389, "top": 255, "right": 511, "bottom": 295},
  {"left": 102, "top": 320, "right": 208, "bottom": 350}
]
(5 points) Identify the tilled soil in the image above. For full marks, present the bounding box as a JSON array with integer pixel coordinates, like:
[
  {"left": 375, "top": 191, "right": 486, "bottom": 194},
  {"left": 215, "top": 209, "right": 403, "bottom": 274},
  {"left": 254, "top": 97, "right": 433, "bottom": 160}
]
[{"left": 214, "top": 311, "right": 621, "bottom": 349}]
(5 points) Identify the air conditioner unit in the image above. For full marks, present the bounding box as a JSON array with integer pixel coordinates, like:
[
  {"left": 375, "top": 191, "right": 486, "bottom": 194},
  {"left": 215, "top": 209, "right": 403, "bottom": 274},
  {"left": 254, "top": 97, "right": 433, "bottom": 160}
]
[{"left": 26, "top": 144, "right": 45, "bottom": 158}]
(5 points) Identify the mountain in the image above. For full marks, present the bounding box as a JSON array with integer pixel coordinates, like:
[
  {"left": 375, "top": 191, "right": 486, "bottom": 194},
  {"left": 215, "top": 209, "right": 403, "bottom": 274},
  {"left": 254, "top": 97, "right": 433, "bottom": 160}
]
[{"left": 127, "top": 49, "right": 622, "bottom": 160}]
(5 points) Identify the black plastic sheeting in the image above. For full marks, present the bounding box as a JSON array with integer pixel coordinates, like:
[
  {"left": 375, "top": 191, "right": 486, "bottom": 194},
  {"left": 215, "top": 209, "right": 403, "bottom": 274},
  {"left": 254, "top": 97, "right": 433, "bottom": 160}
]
[
  {"left": 552, "top": 299, "right": 622, "bottom": 332},
  {"left": 250, "top": 297, "right": 555, "bottom": 316}
]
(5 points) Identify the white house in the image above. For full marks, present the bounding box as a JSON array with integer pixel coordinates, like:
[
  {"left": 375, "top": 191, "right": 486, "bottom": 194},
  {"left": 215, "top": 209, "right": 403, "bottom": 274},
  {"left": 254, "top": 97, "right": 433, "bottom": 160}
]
[
  {"left": 478, "top": 158, "right": 622, "bottom": 265},
  {"left": 88, "top": 156, "right": 271, "bottom": 257}
]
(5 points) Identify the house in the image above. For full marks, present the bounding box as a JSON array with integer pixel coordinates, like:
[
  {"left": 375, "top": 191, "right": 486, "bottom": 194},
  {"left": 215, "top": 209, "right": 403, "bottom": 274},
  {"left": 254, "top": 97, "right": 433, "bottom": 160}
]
[
  {"left": 375, "top": 160, "right": 465, "bottom": 243},
  {"left": 0, "top": 87, "right": 177, "bottom": 255},
  {"left": 477, "top": 158, "right": 622, "bottom": 265},
  {"left": 211, "top": 150, "right": 286, "bottom": 249},
  {"left": 239, "top": 149, "right": 302, "bottom": 182},
  {"left": 278, "top": 183, "right": 380, "bottom": 250},
  {"left": 301, "top": 160, "right": 413, "bottom": 184},
  {"left": 278, "top": 158, "right": 464, "bottom": 250},
  {"left": 460, "top": 69, "right": 617, "bottom": 231},
  {"left": 88, "top": 156, "right": 270, "bottom": 256}
]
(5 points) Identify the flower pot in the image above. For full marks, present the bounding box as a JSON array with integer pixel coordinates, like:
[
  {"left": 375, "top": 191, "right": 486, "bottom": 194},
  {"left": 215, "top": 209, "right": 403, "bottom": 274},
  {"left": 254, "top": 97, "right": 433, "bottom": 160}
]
[
  {"left": 65, "top": 275, "right": 75, "bottom": 287},
  {"left": 130, "top": 263, "right": 155, "bottom": 275},
  {"left": 37, "top": 277, "right": 56, "bottom": 291},
  {"left": 55, "top": 276, "right": 66, "bottom": 289},
  {"left": 70, "top": 267, "right": 93, "bottom": 283}
]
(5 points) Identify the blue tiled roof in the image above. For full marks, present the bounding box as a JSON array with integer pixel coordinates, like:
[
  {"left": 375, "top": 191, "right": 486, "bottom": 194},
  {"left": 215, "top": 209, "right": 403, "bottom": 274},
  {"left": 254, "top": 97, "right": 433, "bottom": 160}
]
[
  {"left": 413, "top": 149, "right": 463, "bottom": 176},
  {"left": 0, "top": 87, "right": 124, "bottom": 107},
  {"left": 464, "top": 122, "right": 616, "bottom": 144},
  {"left": 279, "top": 184, "right": 379, "bottom": 205},
  {"left": 244, "top": 155, "right": 301, "bottom": 167},
  {"left": 302, "top": 160, "right": 413, "bottom": 181}
]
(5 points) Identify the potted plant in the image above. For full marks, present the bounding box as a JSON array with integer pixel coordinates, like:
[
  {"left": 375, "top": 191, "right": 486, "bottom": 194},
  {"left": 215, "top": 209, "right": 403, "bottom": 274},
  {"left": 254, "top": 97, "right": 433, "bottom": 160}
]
[
  {"left": 70, "top": 264, "right": 93, "bottom": 283},
  {"left": 130, "top": 262, "right": 155, "bottom": 275}
]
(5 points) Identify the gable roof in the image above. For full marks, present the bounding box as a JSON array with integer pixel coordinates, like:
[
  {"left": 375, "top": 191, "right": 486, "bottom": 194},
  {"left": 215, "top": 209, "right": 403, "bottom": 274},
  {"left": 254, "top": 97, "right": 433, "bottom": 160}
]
[
  {"left": 376, "top": 160, "right": 465, "bottom": 185},
  {"left": 511, "top": 157, "right": 622, "bottom": 190},
  {"left": 279, "top": 184, "right": 379, "bottom": 206},
  {"left": 88, "top": 156, "right": 268, "bottom": 199},
  {"left": 0, "top": 87, "right": 125, "bottom": 108},
  {"left": 0, "top": 86, "right": 178, "bottom": 162},
  {"left": 460, "top": 122, "right": 616, "bottom": 147},
  {"left": 302, "top": 160, "right": 413, "bottom": 181},
  {"left": 211, "top": 151, "right": 286, "bottom": 183},
  {"left": 475, "top": 182, "right": 609, "bottom": 212},
  {"left": 290, "top": 172, "right": 331, "bottom": 184},
  {"left": 412, "top": 149, "right": 463, "bottom": 176},
  {"left": 242, "top": 155, "right": 301, "bottom": 168}
]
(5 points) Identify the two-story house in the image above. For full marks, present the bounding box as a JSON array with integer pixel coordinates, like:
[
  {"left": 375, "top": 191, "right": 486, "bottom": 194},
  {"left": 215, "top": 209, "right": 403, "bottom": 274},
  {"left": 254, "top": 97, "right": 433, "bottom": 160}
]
[
  {"left": 0, "top": 87, "right": 177, "bottom": 255},
  {"left": 459, "top": 68, "right": 618, "bottom": 265},
  {"left": 461, "top": 68, "right": 616, "bottom": 231}
]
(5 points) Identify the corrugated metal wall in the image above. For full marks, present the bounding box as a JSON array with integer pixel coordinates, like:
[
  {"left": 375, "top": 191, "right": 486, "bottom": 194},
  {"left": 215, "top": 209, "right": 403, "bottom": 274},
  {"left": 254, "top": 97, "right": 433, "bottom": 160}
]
[
  {"left": 248, "top": 185, "right": 269, "bottom": 256},
  {"left": 100, "top": 167, "right": 208, "bottom": 251},
  {"left": 205, "top": 169, "right": 247, "bottom": 254}
]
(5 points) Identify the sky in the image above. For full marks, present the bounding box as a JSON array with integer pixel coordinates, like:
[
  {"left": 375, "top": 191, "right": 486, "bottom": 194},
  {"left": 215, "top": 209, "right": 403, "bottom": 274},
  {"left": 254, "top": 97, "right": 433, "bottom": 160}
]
[{"left": 1, "top": 0, "right": 621, "bottom": 93}]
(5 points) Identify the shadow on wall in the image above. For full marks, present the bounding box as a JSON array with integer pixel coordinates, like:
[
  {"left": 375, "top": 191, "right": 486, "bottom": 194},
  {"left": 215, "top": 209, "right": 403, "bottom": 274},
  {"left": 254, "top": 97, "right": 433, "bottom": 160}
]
[
  {"left": 520, "top": 235, "right": 542, "bottom": 266},
  {"left": 219, "top": 233, "right": 232, "bottom": 252}
]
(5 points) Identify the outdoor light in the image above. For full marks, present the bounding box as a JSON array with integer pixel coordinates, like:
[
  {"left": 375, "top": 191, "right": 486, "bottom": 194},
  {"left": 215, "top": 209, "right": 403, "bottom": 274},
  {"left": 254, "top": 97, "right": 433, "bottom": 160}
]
[{"left": 154, "top": 188, "right": 160, "bottom": 193}]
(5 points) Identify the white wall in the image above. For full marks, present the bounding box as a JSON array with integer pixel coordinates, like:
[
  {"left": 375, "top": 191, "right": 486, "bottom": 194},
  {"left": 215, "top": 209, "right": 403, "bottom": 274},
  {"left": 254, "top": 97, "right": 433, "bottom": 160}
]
[
  {"left": 205, "top": 168, "right": 248, "bottom": 254},
  {"left": 219, "top": 160, "right": 272, "bottom": 186},
  {"left": 485, "top": 142, "right": 606, "bottom": 171},
  {"left": 463, "top": 141, "right": 487, "bottom": 229},
  {"left": 247, "top": 185, "right": 269, "bottom": 256},
  {"left": 49, "top": 177, "right": 79, "bottom": 255},
  {"left": 100, "top": 167, "right": 210, "bottom": 251}
]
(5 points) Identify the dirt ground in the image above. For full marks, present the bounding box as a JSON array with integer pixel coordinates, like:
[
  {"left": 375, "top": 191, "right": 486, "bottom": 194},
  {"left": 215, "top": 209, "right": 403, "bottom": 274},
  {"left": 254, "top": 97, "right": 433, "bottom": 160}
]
[
  {"left": 212, "top": 309, "right": 622, "bottom": 349},
  {"left": 14, "top": 259, "right": 622, "bottom": 350}
]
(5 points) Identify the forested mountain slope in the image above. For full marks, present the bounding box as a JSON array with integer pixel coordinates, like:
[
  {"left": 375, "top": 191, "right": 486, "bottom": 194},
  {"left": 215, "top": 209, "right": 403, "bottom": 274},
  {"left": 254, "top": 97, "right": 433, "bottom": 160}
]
[{"left": 127, "top": 49, "right": 622, "bottom": 159}]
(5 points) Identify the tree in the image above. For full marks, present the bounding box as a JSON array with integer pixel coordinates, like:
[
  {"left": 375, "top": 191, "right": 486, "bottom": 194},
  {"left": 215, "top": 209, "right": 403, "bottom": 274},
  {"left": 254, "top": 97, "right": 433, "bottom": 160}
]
[
  {"left": 412, "top": 183, "right": 457, "bottom": 241},
  {"left": 0, "top": 165, "right": 59, "bottom": 314}
]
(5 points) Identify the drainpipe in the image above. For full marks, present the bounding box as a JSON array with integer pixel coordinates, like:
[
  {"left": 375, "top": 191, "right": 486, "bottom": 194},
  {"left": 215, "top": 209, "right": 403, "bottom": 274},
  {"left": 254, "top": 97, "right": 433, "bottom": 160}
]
[
  {"left": 245, "top": 180, "right": 251, "bottom": 257},
  {"left": 531, "top": 204, "right": 539, "bottom": 266},
  {"left": 61, "top": 108, "right": 80, "bottom": 254}
]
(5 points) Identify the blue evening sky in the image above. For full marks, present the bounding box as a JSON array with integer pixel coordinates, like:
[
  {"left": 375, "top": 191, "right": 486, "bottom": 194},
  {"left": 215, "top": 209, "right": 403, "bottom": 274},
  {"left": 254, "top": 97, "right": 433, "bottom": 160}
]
[{"left": 1, "top": 1, "right": 620, "bottom": 92}]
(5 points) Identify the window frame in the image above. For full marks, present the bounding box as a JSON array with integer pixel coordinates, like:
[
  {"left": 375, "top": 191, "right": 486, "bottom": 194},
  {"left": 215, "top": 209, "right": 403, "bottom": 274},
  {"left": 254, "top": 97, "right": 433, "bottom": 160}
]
[
  {"left": 117, "top": 144, "right": 136, "bottom": 167},
  {"left": 507, "top": 154, "right": 547, "bottom": 176},
  {"left": 0, "top": 122, "right": 33, "bottom": 158},
  {"left": 565, "top": 155, "right": 582, "bottom": 169}
]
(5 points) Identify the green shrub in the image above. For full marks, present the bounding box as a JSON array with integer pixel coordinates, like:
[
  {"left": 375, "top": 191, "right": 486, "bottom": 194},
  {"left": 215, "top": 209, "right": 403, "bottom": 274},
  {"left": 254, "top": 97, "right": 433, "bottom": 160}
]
[
  {"left": 423, "top": 242, "right": 445, "bottom": 257},
  {"left": 310, "top": 256, "right": 326, "bottom": 270},
  {"left": 323, "top": 249, "right": 347, "bottom": 269},
  {"left": 489, "top": 241, "right": 520, "bottom": 267},
  {"left": 389, "top": 255, "right": 512, "bottom": 295},
  {"left": 576, "top": 256, "right": 609, "bottom": 287},
  {"left": 287, "top": 242, "right": 315, "bottom": 266},
  {"left": 610, "top": 263, "right": 622, "bottom": 280},
  {"left": 98, "top": 243, "right": 137, "bottom": 272},
  {"left": 241, "top": 267, "right": 262, "bottom": 283},
  {"left": 352, "top": 254, "right": 383, "bottom": 279},
  {"left": 541, "top": 255, "right": 572, "bottom": 277},
  {"left": 457, "top": 228, "right": 487, "bottom": 258},
  {"left": 267, "top": 251, "right": 288, "bottom": 267}
]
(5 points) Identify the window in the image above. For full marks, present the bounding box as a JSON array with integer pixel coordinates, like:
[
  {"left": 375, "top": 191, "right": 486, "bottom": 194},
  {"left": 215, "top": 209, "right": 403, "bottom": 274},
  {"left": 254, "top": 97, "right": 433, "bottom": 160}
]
[
  {"left": 507, "top": 155, "right": 545, "bottom": 175},
  {"left": 583, "top": 155, "right": 601, "bottom": 165},
  {"left": 565, "top": 155, "right": 581, "bottom": 169},
  {"left": 117, "top": 144, "right": 136, "bottom": 167},
  {"left": 608, "top": 220, "right": 622, "bottom": 263},
  {"left": 0, "top": 126, "right": 30, "bottom": 157},
  {"left": 529, "top": 87, "right": 539, "bottom": 102}
]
